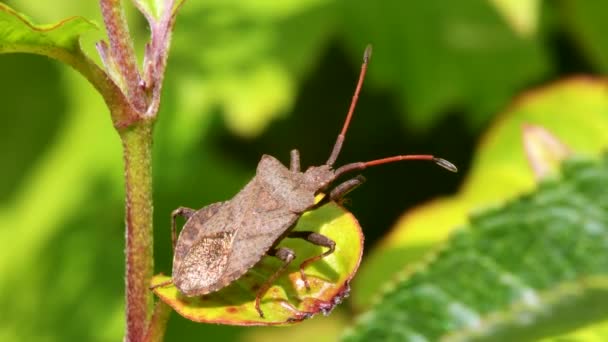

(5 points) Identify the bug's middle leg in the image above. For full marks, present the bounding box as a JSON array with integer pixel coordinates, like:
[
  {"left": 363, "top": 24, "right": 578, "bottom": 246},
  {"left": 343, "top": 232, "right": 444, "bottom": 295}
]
[
  {"left": 255, "top": 247, "right": 296, "bottom": 318},
  {"left": 288, "top": 231, "right": 336, "bottom": 290}
]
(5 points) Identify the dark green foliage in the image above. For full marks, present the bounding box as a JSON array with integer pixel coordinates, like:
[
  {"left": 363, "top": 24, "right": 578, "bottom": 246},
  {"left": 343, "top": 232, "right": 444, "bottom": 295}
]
[
  {"left": 3, "top": 1, "right": 608, "bottom": 340},
  {"left": 343, "top": 156, "right": 608, "bottom": 341}
]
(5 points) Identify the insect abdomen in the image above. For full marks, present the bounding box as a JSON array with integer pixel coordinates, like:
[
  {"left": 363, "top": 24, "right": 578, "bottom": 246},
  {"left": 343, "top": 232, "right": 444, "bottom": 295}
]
[
  {"left": 172, "top": 178, "right": 299, "bottom": 296},
  {"left": 199, "top": 181, "right": 300, "bottom": 293},
  {"left": 174, "top": 231, "right": 236, "bottom": 295}
]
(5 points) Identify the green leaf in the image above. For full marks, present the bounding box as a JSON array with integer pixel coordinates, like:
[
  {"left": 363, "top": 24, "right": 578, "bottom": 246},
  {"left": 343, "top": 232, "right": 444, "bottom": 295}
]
[
  {"left": 0, "top": 68, "right": 125, "bottom": 340},
  {"left": 541, "top": 320, "right": 608, "bottom": 341},
  {"left": 244, "top": 311, "right": 350, "bottom": 342},
  {"left": 340, "top": 0, "right": 549, "bottom": 129},
  {"left": 151, "top": 202, "right": 363, "bottom": 325},
  {"left": 488, "top": 0, "right": 541, "bottom": 36},
  {"left": 561, "top": 1, "right": 608, "bottom": 72},
  {"left": 352, "top": 78, "right": 608, "bottom": 310},
  {"left": 0, "top": 3, "right": 134, "bottom": 127},
  {"left": 0, "top": 3, "right": 97, "bottom": 67},
  {"left": 165, "top": 0, "right": 549, "bottom": 138},
  {"left": 132, "top": 0, "right": 185, "bottom": 21},
  {"left": 343, "top": 156, "right": 608, "bottom": 341},
  {"left": 168, "top": 0, "right": 335, "bottom": 137},
  {"left": 132, "top": 0, "right": 164, "bottom": 20}
]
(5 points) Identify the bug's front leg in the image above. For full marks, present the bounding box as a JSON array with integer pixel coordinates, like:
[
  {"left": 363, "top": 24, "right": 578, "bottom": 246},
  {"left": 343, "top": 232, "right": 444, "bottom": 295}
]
[
  {"left": 329, "top": 175, "right": 366, "bottom": 201},
  {"left": 288, "top": 231, "right": 336, "bottom": 290},
  {"left": 171, "top": 207, "right": 196, "bottom": 252},
  {"left": 290, "top": 149, "right": 301, "bottom": 172},
  {"left": 310, "top": 175, "right": 366, "bottom": 210},
  {"left": 255, "top": 247, "right": 296, "bottom": 318}
]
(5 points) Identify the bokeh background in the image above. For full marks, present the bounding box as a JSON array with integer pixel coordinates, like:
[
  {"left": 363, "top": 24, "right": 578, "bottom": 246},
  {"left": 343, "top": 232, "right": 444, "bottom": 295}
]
[{"left": 1, "top": 0, "right": 607, "bottom": 340}]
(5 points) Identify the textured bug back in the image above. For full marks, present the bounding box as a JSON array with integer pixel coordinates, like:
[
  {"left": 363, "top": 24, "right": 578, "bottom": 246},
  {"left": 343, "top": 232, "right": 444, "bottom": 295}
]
[
  {"left": 257, "top": 155, "right": 315, "bottom": 212},
  {"left": 174, "top": 231, "right": 236, "bottom": 294},
  {"left": 172, "top": 171, "right": 301, "bottom": 295},
  {"left": 172, "top": 202, "right": 235, "bottom": 295},
  {"left": 222, "top": 181, "right": 300, "bottom": 282}
]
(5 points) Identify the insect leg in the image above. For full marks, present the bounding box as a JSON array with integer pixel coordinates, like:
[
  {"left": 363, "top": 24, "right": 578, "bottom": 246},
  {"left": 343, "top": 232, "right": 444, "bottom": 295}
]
[
  {"left": 288, "top": 231, "right": 336, "bottom": 290},
  {"left": 329, "top": 175, "right": 366, "bottom": 201},
  {"left": 290, "top": 149, "right": 301, "bottom": 172},
  {"left": 309, "top": 175, "right": 366, "bottom": 211},
  {"left": 149, "top": 279, "right": 173, "bottom": 291},
  {"left": 171, "top": 207, "right": 196, "bottom": 253},
  {"left": 255, "top": 247, "right": 296, "bottom": 318}
]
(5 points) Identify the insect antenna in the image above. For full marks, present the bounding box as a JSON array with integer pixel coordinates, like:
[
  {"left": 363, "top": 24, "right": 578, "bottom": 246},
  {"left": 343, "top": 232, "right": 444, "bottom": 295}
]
[
  {"left": 324, "top": 44, "right": 457, "bottom": 177},
  {"left": 334, "top": 155, "right": 458, "bottom": 179},
  {"left": 326, "top": 44, "right": 372, "bottom": 166}
]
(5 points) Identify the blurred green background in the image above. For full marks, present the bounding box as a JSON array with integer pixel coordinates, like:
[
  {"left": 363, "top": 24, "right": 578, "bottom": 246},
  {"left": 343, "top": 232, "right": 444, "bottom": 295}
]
[{"left": 1, "top": 0, "right": 607, "bottom": 340}]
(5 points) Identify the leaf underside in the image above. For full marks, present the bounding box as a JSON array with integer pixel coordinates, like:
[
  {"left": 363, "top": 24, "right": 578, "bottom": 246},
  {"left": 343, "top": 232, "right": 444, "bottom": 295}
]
[
  {"left": 151, "top": 202, "right": 364, "bottom": 326},
  {"left": 343, "top": 156, "right": 608, "bottom": 341}
]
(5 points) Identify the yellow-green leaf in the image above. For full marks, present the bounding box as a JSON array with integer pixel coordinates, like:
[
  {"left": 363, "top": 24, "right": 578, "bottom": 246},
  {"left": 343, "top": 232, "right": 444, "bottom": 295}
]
[
  {"left": 151, "top": 201, "right": 363, "bottom": 325},
  {"left": 489, "top": 0, "right": 541, "bottom": 36},
  {"left": 353, "top": 78, "right": 608, "bottom": 310},
  {"left": 344, "top": 156, "right": 608, "bottom": 341}
]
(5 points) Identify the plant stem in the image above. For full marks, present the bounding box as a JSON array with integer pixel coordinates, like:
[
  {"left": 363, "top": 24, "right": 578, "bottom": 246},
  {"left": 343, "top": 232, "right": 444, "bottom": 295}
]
[
  {"left": 100, "top": 0, "right": 146, "bottom": 112},
  {"left": 144, "top": 302, "right": 172, "bottom": 342},
  {"left": 121, "top": 122, "right": 155, "bottom": 342}
]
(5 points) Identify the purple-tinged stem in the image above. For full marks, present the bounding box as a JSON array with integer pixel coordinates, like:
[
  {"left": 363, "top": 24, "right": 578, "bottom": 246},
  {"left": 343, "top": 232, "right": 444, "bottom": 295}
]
[
  {"left": 121, "top": 122, "right": 155, "bottom": 342},
  {"left": 100, "top": 0, "right": 146, "bottom": 113}
]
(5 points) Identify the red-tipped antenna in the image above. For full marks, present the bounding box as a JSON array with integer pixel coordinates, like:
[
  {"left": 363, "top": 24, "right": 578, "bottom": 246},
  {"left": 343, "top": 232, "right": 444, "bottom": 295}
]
[
  {"left": 325, "top": 45, "right": 457, "bottom": 175},
  {"left": 334, "top": 155, "right": 458, "bottom": 179},
  {"left": 326, "top": 44, "right": 373, "bottom": 166}
]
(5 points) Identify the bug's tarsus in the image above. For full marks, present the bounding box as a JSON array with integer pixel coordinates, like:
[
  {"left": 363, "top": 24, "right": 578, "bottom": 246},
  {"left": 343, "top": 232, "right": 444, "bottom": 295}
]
[
  {"left": 255, "top": 247, "right": 296, "bottom": 318},
  {"left": 171, "top": 207, "right": 196, "bottom": 252},
  {"left": 150, "top": 279, "right": 173, "bottom": 291},
  {"left": 289, "top": 231, "right": 336, "bottom": 291},
  {"left": 326, "top": 45, "right": 373, "bottom": 167}
]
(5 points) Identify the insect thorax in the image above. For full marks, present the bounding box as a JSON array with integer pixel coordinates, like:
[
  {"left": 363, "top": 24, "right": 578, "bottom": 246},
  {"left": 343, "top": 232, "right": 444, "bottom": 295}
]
[
  {"left": 257, "top": 155, "right": 333, "bottom": 212},
  {"left": 302, "top": 164, "right": 334, "bottom": 191}
]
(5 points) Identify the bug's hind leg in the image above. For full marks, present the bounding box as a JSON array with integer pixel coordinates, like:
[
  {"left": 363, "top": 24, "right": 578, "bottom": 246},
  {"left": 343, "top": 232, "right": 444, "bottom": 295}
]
[
  {"left": 171, "top": 207, "right": 196, "bottom": 252},
  {"left": 255, "top": 247, "right": 296, "bottom": 318},
  {"left": 288, "top": 231, "right": 336, "bottom": 291}
]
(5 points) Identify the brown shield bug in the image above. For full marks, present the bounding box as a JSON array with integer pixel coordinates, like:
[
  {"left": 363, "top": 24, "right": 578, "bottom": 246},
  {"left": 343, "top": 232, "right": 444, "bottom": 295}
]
[{"left": 152, "top": 45, "right": 457, "bottom": 317}]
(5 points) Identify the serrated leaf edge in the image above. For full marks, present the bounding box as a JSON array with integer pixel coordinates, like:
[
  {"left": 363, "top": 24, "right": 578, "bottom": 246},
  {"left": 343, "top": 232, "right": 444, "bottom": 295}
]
[{"left": 0, "top": 3, "right": 98, "bottom": 39}]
